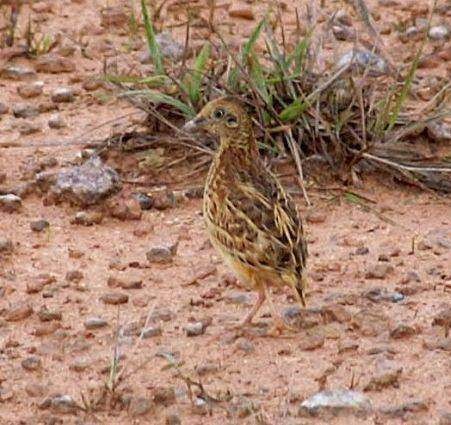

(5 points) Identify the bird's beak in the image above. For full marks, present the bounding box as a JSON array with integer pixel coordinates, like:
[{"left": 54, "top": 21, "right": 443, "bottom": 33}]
[{"left": 182, "top": 116, "right": 207, "bottom": 133}]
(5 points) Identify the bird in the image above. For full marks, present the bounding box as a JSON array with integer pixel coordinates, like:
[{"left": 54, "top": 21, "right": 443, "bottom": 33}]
[{"left": 183, "top": 96, "right": 308, "bottom": 334}]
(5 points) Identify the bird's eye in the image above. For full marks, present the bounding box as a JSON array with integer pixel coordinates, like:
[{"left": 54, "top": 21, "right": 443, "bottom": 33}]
[
  {"left": 225, "top": 115, "right": 238, "bottom": 128},
  {"left": 212, "top": 108, "right": 225, "bottom": 119}
]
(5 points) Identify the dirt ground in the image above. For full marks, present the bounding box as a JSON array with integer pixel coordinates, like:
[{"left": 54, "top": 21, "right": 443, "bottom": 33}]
[{"left": 0, "top": 0, "right": 450, "bottom": 424}]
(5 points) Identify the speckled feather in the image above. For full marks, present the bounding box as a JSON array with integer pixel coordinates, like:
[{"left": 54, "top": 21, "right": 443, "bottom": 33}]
[{"left": 199, "top": 97, "right": 308, "bottom": 305}]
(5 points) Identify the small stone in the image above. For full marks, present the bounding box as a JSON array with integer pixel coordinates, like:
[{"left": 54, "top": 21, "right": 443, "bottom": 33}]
[
  {"left": 151, "top": 190, "right": 176, "bottom": 210},
  {"left": 427, "top": 120, "right": 451, "bottom": 142},
  {"left": 48, "top": 114, "right": 67, "bottom": 129},
  {"left": 335, "top": 10, "right": 352, "bottom": 26},
  {"left": 337, "top": 48, "right": 388, "bottom": 76},
  {"left": 429, "top": 25, "right": 449, "bottom": 41},
  {"left": 36, "top": 54, "right": 76, "bottom": 73},
  {"left": 165, "top": 413, "right": 182, "bottom": 425},
  {"left": 100, "top": 6, "right": 129, "bottom": 27},
  {"left": 50, "top": 395, "right": 78, "bottom": 414},
  {"left": 31, "top": 1, "right": 52, "bottom": 13},
  {"left": 432, "top": 307, "right": 451, "bottom": 328},
  {"left": 439, "top": 412, "right": 451, "bottom": 425},
  {"left": 390, "top": 323, "right": 416, "bottom": 339},
  {"left": 82, "top": 78, "right": 103, "bottom": 91},
  {"left": 108, "top": 196, "right": 142, "bottom": 221},
  {"left": 0, "top": 102, "right": 8, "bottom": 114},
  {"left": 142, "top": 325, "right": 162, "bottom": 338},
  {"left": 66, "top": 270, "right": 83, "bottom": 282},
  {"left": 0, "top": 238, "right": 13, "bottom": 254},
  {"left": 380, "top": 400, "right": 428, "bottom": 417},
  {"left": 0, "top": 65, "right": 36, "bottom": 80},
  {"left": 38, "top": 307, "right": 62, "bottom": 322},
  {"left": 321, "top": 305, "right": 351, "bottom": 323},
  {"left": 224, "top": 292, "right": 252, "bottom": 305},
  {"left": 355, "top": 246, "right": 369, "bottom": 255},
  {"left": 306, "top": 210, "right": 327, "bottom": 224},
  {"left": 69, "top": 358, "right": 91, "bottom": 372},
  {"left": 50, "top": 156, "right": 121, "bottom": 206},
  {"left": 84, "top": 317, "right": 108, "bottom": 329},
  {"left": 363, "top": 287, "right": 405, "bottom": 303},
  {"left": 299, "top": 389, "right": 372, "bottom": 417},
  {"left": 71, "top": 211, "right": 103, "bottom": 226},
  {"left": 100, "top": 292, "right": 129, "bottom": 305},
  {"left": 0, "top": 194, "right": 22, "bottom": 212},
  {"left": 17, "top": 81, "right": 44, "bottom": 98},
  {"left": 51, "top": 87, "right": 75, "bottom": 103},
  {"left": 402, "top": 26, "right": 421, "bottom": 42},
  {"left": 21, "top": 356, "right": 42, "bottom": 371},
  {"left": 228, "top": 6, "right": 254, "bottom": 20},
  {"left": 185, "top": 322, "right": 205, "bottom": 336},
  {"left": 12, "top": 103, "right": 39, "bottom": 118},
  {"left": 17, "top": 121, "right": 42, "bottom": 135},
  {"left": 333, "top": 25, "right": 355, "bottom": 41},
  {"left": 129, "top": 396, "right": 152, "bottom": 417},
  {"left": 337, "top": 340, "right": 359, "bottom": 353},
  {"left": 30, "top": 219, "right": 49, "bottom": 232},
  {"left": 196, "top": 361, "right": 219, "bottom": 376},
  {"left": 153, "top": 386, "right": 176, "bottom": 406},
  {"left": 25, "top": 382, "right": 46, "bottom": 398},
  {"left": 146, "top": 241, "right": 178, "bottom": 264},
  {"left": 299, "top": 333, "right": 325, "bottom": 351},
  {"left": 365, "top": 263, "right": 393, "bottom": 279},
  {"left": 235, "top": 337, "right": 254, "bottom": 353},
  {"left": 150, "top": 307, "right": 174, "bottom": 322},
  {"left": 364, "top": 364, "right": 402, "bottom": 391},
  {"left": 5, "top": 303, "right": 33, "bottom": 321},
  {"left": 135, "top": 193, "right": 153, "bottom": 210}
]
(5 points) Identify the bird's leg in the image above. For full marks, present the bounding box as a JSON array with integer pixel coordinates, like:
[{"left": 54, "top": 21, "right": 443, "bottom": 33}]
[
  {"left": 264, "top": 285, "right": 297, "bottom": 336},
  {"left": 240, "top": 285, "right": 266, "bottom": 327}
]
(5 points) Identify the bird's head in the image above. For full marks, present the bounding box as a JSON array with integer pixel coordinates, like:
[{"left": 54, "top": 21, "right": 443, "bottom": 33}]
[{"left": 183, "top": 97, "right": 252, "bottom": 140}]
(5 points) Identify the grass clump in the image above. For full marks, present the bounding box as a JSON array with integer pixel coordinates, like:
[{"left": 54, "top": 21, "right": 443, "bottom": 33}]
[{"left": 108, "top": 3, "right": 450, "bottom": 193}]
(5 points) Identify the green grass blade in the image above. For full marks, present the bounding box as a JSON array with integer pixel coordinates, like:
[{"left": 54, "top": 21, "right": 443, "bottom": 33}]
[
  {"left": 386, "top": 49, "right": 421, "bottom": 131},
  {"left": 124, "top": 89, "right": 195, "bottom": 117},
  {"left": 243, "top": 18, "right": 266, "bottom": 59},
  {"left": 141, "top": 0, "right": 165, "bottom": 75},
  {"left": 248, "top": 52, "right": 270, "bottom": 103},
  {"left": 279, "top": 97, "right": 309, "bottom": 121},
  {"left": 289, "top": 37, "right": 310, "bottom": 74},
  {"left": 186, "top": 42, "right": 211, "bottom": 105}
]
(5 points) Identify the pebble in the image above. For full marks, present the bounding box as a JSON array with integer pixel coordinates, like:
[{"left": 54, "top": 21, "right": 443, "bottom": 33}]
[
  {"left": 184, "top": 322, "right": 205, "bottom": 336},
  {"left": 390, "top": 323, "right": 417, "bottom": 339},
  {"left": 363, "top": 287, "right": 405, "bottom": 303},
  {"left": 100, "top": 292, "right": 129, "bottom": 305},
  {"left": 135, "top": 193, "right": 153, "bottom": 210},
  {"left": 84, "top": 317, "right": 108, "bottom": 329},
  {"left": 0, "top": 238, "right": 13, "bottom": 254},
  {"left": 129, "top": 396, "right": 152, "bottom": 416},
  {"left": 66, "top": 270, "right": 83, "bottom": 282},
  {"left": 165, "top": 413, "right": 182, "bottom": 425},
  {"left": 432, "top": 307, "right": 451, "bottom": 328},
  {"left": 429, "top": 25, "right": 449, "bottom": 41},
  {"left": 12, "top": 104, "right": 39, "bottom": 119},
  {"left": 69, "top": 358, "right": 91, "bottom": 372},
  {"left": 38, "top": 307, "right": 62, "bottom": 322},
  {"left": 107, "top": 276, "right": 143, "bottom": 290},
  {"left": 100, "top": 6, "right": 129, "bottom": 27},
  {"left": 298, "top": 389, "right": 372, "bottom": 418},
  {"left": 365, "top": 263, "right": 393, "bottom": 279},
  {"left": 146, "top": 241, "right": 178, "bottom": 263},
  {"left": 427, "top": 120, "right": 451, "bottom": 142},
  {"left": 333, "top": 25, "right": 355, "bottom": 41},
  {"left": 142, "top": 325, "right": 162, "bottom": 338},
  {"left": 196, "top": 360, "right": 219, "bottom": 376},
  {"left": 25, "top": 382, "right": 46, "bottom": 398},
  {"left": 224, "top": 292, "right": 252, "bottom": 305},
  {"left": 380, "top": 400, "right": 428, "bottom": 418},
  {"left": 21, "top": 356, "right": 42, "bottom": 371},
  {"left": 17, "top": 121, "right": 42, "bottom": 135},
  {"left": 364, "top": 363, "right": 402, "bottom": 391},
  {"left": 50, "top": 156, "right": 121, "bottom": 206},
  {"left": 35, "top": 54, "right": 76, "bottom": 73},
  {"left": 0, "top": 102, "right": 8, "bottom": 115},
  {"left": 335, "top": 10, "right": 352, "bottom": 26},
  {"left": 30, "top": 219, "right": 50, "bottom": 232},
  {"left": 306, "top": 210, "right": 327, "bottom": 224},
  {"left": 299, "top": 333, "right": 325, "bottom": 351},
  {"left": 235, "top": 337, "right": 255, "bottom": 353},
  {"left": 71, "top": 211, "right": 103, "bottom": 226},
  {"left": 17, "top": 81, "right": 44, "bottom": 98},
  {"left": 51, "top": 87, "right": 75, "bottom": 103},
  {"left": 153, "top": 386, "right": 176, "bottom": 406},
  {"left": 50, "top": 395, "right": 78, "bottom": 414},
  {"left": 337, "top": 49, "right": 388, "bottom": 76},
  {"left": 150, "top": 307, "right": 174, "bottom": 322},
  {"left": 228, "top": 6, "right": 254, "bottom": 20},
  {"left": 0, "top": 65, "right": 36, "bottom": 80},
  {"left": 0, "top": 194, "right": 22, "bottom": 212},
  {"left": 48, "top": 114, "right": 67, "bottom": 129},
  {"left": 5, "top": 302, "right": 33, "bottom": 321}
]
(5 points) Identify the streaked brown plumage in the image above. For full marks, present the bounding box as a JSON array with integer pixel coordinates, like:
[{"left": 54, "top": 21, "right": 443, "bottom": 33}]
[{"left": 183, "top": 97, "right": 308, "bottom": 331}]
